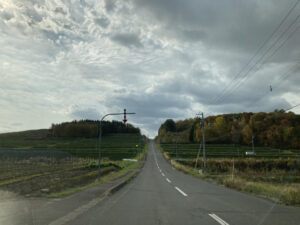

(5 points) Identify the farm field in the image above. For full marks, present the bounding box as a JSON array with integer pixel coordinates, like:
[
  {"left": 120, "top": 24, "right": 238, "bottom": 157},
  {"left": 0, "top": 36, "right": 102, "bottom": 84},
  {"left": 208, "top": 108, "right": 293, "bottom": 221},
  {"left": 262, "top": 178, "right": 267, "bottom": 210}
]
[
  {"left": 0, "top": 130, "right": 147, "bottom": 197},
  {"left": 0, "top": 131, "right": 145, "bottom": 160},
  {"left": 160, "top": 143, "right": 300, "bottom": 159}
]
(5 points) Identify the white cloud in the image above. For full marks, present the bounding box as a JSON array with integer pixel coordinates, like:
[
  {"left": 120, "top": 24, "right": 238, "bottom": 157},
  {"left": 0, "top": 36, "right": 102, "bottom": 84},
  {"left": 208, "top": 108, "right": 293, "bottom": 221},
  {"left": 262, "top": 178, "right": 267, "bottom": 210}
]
[{"left": 0, "top": 0, "right": 299, "bottom": 137}]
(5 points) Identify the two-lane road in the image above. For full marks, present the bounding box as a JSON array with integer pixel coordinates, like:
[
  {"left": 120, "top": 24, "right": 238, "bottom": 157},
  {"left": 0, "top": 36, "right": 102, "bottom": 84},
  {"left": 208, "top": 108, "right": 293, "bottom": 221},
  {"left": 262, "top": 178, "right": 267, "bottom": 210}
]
[{"left": 66, "top": 141, "right": 300, "bottom": 225}]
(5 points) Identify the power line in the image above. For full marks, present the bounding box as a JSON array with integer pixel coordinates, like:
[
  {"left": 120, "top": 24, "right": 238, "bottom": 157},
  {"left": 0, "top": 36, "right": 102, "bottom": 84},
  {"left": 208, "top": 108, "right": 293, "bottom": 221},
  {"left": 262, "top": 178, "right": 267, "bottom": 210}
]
[
  {"left": 245, "top": 62, "right": 300, "bottom": 110},
  {"left": 215, "top": 16, "right": 300, "bottom": 105},
  {"left": 206, "top": 59, "right": 300, "bottom": 117},
  {"left": 211, "top": 0, "right": 300, "bottom": 105},
  {"left": 285, "top": 103, "right": 300, "bottom": 111}
]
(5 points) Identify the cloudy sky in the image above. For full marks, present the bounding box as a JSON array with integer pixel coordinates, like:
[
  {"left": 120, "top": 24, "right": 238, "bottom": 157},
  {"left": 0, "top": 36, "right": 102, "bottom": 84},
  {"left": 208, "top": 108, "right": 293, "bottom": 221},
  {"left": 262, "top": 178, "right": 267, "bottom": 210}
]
[{"left": 0, "top": 0, "right": 300, "bottom": 137}]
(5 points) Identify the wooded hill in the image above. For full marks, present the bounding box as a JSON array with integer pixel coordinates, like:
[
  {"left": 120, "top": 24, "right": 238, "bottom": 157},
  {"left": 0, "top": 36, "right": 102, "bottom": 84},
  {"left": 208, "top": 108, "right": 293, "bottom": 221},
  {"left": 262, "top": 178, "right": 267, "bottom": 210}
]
[
  {"left": 157, "top": 110, "right": 300, "bottom": 149},
  {"left": 51, "top": 120, "right": 140, "bottom": 138}
]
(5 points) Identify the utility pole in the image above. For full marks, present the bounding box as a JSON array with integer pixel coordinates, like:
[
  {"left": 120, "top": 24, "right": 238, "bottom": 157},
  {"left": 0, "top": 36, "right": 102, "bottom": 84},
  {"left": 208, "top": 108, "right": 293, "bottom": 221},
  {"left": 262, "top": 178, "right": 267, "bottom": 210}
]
[
  {"left": 194, "top": 143, "right": 202, "bottom": 169},
  {"left": 232, "top": 158, "right": 235, "bottom": 180},
  {"left": 98, "top": 109, "right": 136, "bottom": 181},
  {"left": 171, "top": 133, "right": 179, "bottom": 159},
  {"left": 202, "top": 113, "right": 206, "bottom": 170},
  {"left": 176, "top": 136, "right": 178, "bottom": 158},
  {"left": 252, "top": 135, "right": 255, "bottom": 154},
  {"left": 196, "top": 112, "right": 206, "bottom": 170}
]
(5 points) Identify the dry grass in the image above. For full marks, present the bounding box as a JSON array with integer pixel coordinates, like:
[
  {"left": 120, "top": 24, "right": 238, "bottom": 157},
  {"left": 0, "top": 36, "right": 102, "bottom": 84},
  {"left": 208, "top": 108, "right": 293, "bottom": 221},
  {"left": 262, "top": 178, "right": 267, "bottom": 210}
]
[
  {"left": 161, "top": 147, "right": 300, "bottom": 206},
  {"left": 222, "top": 177, "right": 300, "bottom": 206}
]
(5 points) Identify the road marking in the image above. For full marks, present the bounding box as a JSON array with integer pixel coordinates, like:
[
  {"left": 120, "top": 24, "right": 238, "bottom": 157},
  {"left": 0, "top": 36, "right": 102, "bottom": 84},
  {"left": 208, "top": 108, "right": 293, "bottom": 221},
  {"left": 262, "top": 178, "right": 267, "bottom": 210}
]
[
  {"left": 208, "top": 214, "right": 229, "bottom": 225},
  {"left": 166, "top": 178, "right": 171, "bottom": 183},
  {"left": 159, "top": 169, "right": 162, "bottom": 173},
  {"left": 175, "top": 186, "right": 188, "bottom": 197},
  {"left": 161, "top": 173, "right": 165, "bottom": 177}
]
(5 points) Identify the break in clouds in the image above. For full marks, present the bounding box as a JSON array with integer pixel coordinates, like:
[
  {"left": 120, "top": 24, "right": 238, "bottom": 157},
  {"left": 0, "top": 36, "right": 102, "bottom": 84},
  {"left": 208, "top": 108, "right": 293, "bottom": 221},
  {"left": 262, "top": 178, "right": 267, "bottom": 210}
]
[{"left": 0, "top": 0, "right": 300, "bottom": 137}]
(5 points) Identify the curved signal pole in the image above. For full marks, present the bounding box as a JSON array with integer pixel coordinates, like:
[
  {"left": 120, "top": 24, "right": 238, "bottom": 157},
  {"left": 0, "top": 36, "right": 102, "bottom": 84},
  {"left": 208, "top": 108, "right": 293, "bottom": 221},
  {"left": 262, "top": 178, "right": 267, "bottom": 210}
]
[{"left": 98, "top": 110, "right": 136, "bottom": 181}]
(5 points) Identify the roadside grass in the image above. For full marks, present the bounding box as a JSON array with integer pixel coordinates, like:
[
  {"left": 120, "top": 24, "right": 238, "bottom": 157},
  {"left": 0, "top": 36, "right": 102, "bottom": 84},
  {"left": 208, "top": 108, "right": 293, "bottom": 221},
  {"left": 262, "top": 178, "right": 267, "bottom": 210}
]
[
  {"left": 159, "top": 144, "right": 300, "bottom": 206},
  {"left": 47, "top": 180, "right": 100, "bottom": 198},
  {"left": 47, "top": 161, "right": 138, "bottom": 198},
  {"left": 222, "top": 178, "right": 300, "bottom": 206}
]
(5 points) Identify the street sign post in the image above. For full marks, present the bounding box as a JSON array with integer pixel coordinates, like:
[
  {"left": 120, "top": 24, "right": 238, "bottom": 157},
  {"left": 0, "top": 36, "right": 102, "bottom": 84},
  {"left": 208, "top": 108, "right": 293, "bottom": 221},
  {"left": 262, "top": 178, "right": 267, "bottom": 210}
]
[
  {"left": 98, "top": 109, "right": 136, "bottom": 181},
  {"left": 123, "top": 109, "right": 127, "bottom": 124}
]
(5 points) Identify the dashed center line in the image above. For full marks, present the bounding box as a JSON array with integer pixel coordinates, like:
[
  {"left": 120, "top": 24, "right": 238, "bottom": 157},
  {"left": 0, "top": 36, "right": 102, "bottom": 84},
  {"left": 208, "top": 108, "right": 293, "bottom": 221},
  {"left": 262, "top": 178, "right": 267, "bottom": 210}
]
[
  {"left": 153, "top": 143, "right": 231, "bottom": 225},
  {"left": 174, "top": 186, "right": 188, "bottom": 197},
  {"left": 209, "top": 214, "right": 229, "bottom": 225}
]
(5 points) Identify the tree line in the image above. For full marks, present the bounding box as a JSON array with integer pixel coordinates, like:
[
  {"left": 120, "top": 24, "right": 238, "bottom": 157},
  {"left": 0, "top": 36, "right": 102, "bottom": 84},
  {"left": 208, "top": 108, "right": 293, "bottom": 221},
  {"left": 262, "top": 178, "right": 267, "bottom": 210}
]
[
  {"left": 157, "top": 110, "right": 300, "bottom": 149},
  {"left": 51, "top": 120, "right": 140, "bottom": 138}
]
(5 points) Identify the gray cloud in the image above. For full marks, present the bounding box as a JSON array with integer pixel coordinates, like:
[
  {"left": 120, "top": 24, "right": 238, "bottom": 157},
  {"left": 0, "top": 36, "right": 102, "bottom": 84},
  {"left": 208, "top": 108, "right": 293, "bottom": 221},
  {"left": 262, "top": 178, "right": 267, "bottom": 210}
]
[
  {"left": 0, "top": 11, "right": 14, "bottom": 21},
  {"left": 54, "top": 7, "right": 66, "bottom": 15},
  {"left": 110, "top": 33, "right": 143, "bottom": 48},
  {"left": 105, "top": 0, "right": 117, "bottom": 12},
  {"left": 94, "top": 17, "right": 110, "bottom": 28}
]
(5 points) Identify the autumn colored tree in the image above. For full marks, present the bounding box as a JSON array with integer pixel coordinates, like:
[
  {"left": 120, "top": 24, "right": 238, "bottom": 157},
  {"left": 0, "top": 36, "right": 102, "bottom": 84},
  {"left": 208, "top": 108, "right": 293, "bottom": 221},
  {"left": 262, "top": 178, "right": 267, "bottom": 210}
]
[{"left": 157, "top": 111, "right": 300, "bottom": 149}]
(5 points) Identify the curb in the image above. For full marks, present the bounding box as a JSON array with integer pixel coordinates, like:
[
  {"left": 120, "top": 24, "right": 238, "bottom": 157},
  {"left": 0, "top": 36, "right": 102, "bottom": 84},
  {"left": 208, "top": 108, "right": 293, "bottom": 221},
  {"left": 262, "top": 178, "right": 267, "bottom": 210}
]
[
  {"left": 108, "top": 153, "right": 147, "bottom": 195},
  {"left": 108, "top": 169, "right": 139, "bottom": 195}
]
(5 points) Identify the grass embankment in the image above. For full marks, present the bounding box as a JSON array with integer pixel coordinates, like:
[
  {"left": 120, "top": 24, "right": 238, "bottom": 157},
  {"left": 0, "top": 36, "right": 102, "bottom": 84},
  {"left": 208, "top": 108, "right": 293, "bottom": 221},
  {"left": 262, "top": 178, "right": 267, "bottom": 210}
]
[{"left": 158, "top": 144, "right": 300, "bottom": 206}]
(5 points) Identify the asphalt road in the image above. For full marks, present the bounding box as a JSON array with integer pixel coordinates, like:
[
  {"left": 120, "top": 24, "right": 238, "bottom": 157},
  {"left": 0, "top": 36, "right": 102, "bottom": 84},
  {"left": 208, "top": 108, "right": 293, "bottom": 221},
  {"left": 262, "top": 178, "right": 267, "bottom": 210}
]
[
  {"left": 67, "top": 141, "right": 300, "bottom": 225},
  {"left": 1, "top": 141, "right": 300, "bottom": 225}
]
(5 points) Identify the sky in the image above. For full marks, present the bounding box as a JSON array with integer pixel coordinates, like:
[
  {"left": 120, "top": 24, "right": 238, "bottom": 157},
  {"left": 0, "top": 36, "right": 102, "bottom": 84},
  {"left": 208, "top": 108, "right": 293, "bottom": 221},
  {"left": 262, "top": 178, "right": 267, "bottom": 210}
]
[{"left": 0, "top": 0, "right": 300, "bottom": 137}]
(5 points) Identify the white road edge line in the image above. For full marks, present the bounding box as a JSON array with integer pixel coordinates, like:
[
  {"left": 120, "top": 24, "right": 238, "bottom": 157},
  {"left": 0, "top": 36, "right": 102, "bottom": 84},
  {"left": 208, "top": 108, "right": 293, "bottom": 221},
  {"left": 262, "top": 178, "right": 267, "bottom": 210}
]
[
  {"left": 161, "top": 173, "right": 165, "bottom": 177},
  {"left": 174, "top": 186, "right": 188, "bottom": 197},
  {"left": 166, "top": 178, "right": 171, "bottom": 183},
  {"left": 208, "top": 213, "right": 229, "bottom": 225}
]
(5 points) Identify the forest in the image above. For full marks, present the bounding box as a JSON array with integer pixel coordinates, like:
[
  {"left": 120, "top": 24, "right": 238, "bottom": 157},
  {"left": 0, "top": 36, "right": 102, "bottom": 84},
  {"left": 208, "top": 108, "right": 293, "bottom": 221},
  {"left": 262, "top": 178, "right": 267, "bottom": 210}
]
[
  {"left": 50, "top": 120, "right": 140, "bottom": 138},
  {"left": 157, "top": 110, "right": 300, "bottom": 149}
]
